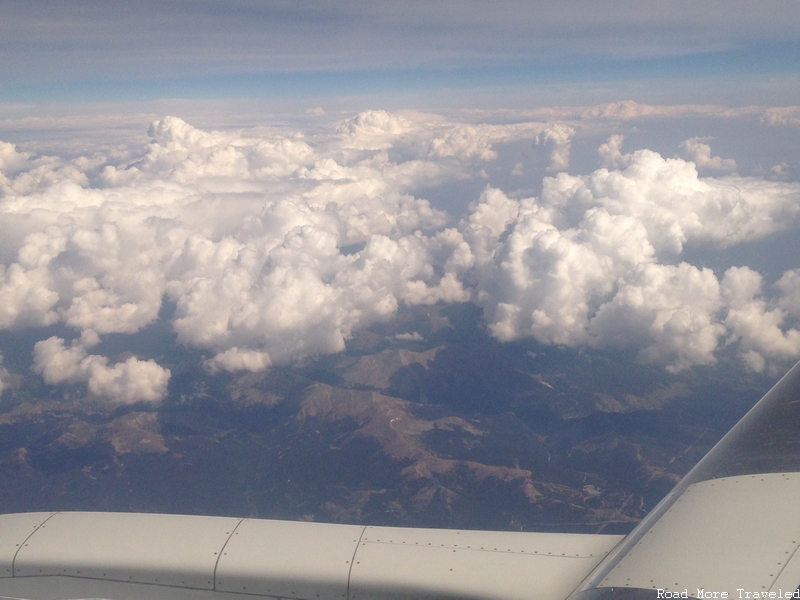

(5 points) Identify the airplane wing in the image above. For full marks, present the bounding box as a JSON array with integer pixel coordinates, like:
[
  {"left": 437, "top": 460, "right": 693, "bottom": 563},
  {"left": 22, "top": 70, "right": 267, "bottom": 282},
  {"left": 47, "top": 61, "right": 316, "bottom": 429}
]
[
  {"left": 1, "top": 359, "right": 798, "bottom": 600},
  {"left": 569, "top": 358, "right": 800, "bottom": 600},
  {"left": 0, "top": 512, "right": 622, "bottom": 600}
]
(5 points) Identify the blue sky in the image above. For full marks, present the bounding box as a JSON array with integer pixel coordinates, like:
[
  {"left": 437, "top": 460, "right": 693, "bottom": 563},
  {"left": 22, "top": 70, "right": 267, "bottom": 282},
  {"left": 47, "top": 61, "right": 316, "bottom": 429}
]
[{"left": 2, "top": 0, "right": 799, "bottom": 106}]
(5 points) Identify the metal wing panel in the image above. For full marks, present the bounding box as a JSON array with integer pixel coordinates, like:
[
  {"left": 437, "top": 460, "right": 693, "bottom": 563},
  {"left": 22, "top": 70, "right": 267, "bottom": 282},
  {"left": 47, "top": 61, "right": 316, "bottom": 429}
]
[
  {"left": 0, "top": 512, "right": 54, "bottom": 578},
  {"left": 0, "top": 512, "right": 622, "bottom": 600},
  {"left": 570, "top": 360, "right": 800, "bottom": 600},
  {"left": 349, "top": 526, "right": 624, "bottom": 600},
  {"left": 13, "top": 512, "right": 241, "bottom": 589},
  {"left": 213, "top": 518, "right": 365, "bottom": 599},
  {"left": 598, "top": 473, "right": 800, "bottom": 594},
  {"left": 770, "top": 536, "right": 800, "bottom": 593}
]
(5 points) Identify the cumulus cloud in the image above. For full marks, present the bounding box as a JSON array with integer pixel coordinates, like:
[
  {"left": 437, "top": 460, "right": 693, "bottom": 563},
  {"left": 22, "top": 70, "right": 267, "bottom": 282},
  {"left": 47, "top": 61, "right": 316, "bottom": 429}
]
[
  {"left": 205, "top": 347, "right": 272, "bottom": 373},
  {"left": 577, "top": 140, "right": 798, "bottom": 252},
  {"left": 337, "top": 110, "right": 420, "bottom": 151},
  {"left": 0, "top": 112, "right": 500, "bottom": 397},
  {"left": 428, "top": 125, "right": 500, "bottom": 161},
  {"left": 33, "top": 337, "right": 170, "bottom": 403},
  {"left": 598, "top": 134, "right": 627, "bottom": 169},
  {"left": 721, "top": 267, "right": 800, "bottom": 372},
  {"left": 0, "top": 141, "right": 30, "bottom": 175},
  {"left": 762, "top": 107, "right": 800, "bottom": 127},
  {"left": 395, "top": 332, "right": 424, "bottom": 341},
  {"left": 777, "top": 269, "right": 800, "bottom": 318},
  {"left": 536, "top": 123, "right": 575, "bottom": 171},
  {"left": 678, "top": 138, "right": 736, "bottom": 171},
  {"left": 462, "top": 143, "right": 800, "bottom": 371},
  {"left": 589, "top": 263, "right": 724, "bottom": 372},
  {"left": 2, "top": 110, "right": 800, "bottom": 388}
]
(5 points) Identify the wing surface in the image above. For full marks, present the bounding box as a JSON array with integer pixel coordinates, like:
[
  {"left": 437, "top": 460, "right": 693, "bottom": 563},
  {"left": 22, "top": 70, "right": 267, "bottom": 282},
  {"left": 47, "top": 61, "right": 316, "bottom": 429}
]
[
  {"left": 570, "top": 359, "right": 800, "bottom": 599},
  {"left": 0, "top": 511, "right": 622, "bottom": 600}
]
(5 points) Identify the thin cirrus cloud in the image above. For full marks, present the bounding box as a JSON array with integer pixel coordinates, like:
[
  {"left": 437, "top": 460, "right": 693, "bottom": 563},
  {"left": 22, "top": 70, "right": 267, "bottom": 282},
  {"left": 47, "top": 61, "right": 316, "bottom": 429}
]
[
  {"left": 1, "top": 107, "right": 800, "bottom": 403},
  {"left": 1, "top": 1, "right": 798, "bottom": 102}
]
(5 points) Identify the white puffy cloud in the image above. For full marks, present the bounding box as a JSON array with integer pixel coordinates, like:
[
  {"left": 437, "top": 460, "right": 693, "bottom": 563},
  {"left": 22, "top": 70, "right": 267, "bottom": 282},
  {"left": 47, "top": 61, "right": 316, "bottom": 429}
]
[
  {"left": 395, "top": 332, "right": 423, "bottom": 341},
  {"left": 2, "top": 110, "right": 800, "bottom": 386},
  {"left": 598, "top": 134, "right": 627, "bottom": 169},
  {"left": 33, "top": 337, "right": 170, "bottom": 403},
  {"left": 0, "top": 112, "right": 500, "bottom": 390},
  {"left": 777, "top": 269, "right": 800, "bottom": 318},
  {"left": 678, "top": 138, "right": 737, "bottom": 172},
  {"left": 472, "top": 201, "right": 646, "bottom": 346},
  {"left": 589, "top": 263, "right": 724, "bottom": 372},
  {"left": 721, "top": 267, "right": 800, "bottom": 372},
  {"left": 427, "top": 121, "right": 551, "bottom": 164},
  {"left": 0, "top": 262, "right": 60, "bottom": 328},
  {"left": 546, "top": 142, "right": 800, "bottom": 253},
  {"left": 536, "top": 123, "right": 575, "bottom": 171},
  {"left": 337, "top": 110, "right": 420, "bottom": 150},
  {"left": 461, "top": 141, "right": 800, "bottom": 371},
  {"left": 205, "top": 347, "right": 272, "bottom": 373},
  {"left": 762, "top": 107, "right": 800, "bottom": 127},
  {"left": 428, "top": 125, "right": 500, "bottom": 161},
  {"left": 0, "top": 141, "right": 30, "bottom": 175}
]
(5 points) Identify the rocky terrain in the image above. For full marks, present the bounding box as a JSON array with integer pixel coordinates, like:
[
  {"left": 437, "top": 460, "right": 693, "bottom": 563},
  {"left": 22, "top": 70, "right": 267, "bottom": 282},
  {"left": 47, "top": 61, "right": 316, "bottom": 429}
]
[{"left": 0, "top": 303, "right": 775, "bottom": 534}]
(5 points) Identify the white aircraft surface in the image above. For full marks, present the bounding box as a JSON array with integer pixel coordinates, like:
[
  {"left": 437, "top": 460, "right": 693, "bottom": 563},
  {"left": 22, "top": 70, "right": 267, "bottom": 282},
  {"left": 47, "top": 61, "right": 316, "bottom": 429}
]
[{"left": 2, "top": 360, "right": 800, "bottom": 600}]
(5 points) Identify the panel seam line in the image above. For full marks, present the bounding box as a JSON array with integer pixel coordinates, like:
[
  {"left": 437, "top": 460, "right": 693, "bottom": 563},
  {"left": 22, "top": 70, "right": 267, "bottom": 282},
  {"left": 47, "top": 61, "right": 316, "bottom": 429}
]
[
  {"left": 212, "top": 518, "right": 245, "bottom": 591},
  {"left": 347, "top": 526, "right": 367, "bottom": 600},
  {"left": 12, "top": 512, "right": 59, "bottom": 578}
]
